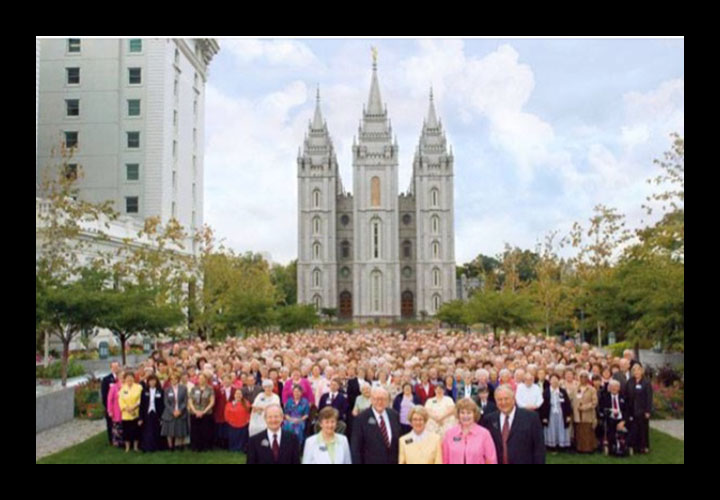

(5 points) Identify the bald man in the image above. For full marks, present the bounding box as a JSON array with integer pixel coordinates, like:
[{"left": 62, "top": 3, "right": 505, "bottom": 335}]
[{"left": 351, "top": 387, "right": 401, "bottom": 464}]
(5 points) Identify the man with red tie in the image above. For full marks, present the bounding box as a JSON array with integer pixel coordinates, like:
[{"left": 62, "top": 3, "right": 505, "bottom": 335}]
[
  {"left": 480, "top": 384, "right": 545, "bottom": 464},
  {"left": 247, "top": 405, "right": 301, "bottom": 464},
  {"left": 601, "top": 379, "right": 629, "bottom": 455},
  {"left": 351, "top": 387, "right": 401, "bottom": 464}
]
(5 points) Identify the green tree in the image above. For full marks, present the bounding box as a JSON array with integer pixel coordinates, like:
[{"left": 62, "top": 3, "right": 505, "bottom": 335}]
[
  {"left": 436, "top": 300, "right": 468, "bottom": 328},
  {"left": 531, "top": 231, "right": 575, "bottom": 337},
  {"left": 274, "top": 304, "right": 320, "bottom": 332},
  {"left": 270, "top": 260, "right": 298, "bottom": 305}
]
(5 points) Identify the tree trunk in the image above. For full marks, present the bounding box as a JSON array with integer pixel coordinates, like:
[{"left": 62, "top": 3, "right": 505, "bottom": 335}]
[
  {"left": 634, "top": 340, "right": 640, "bottom": 363},
  {"left": 61, "top": 339, "right": 70, "bottom": 387},
  {"left": 44, "top": 330, "right": 50, "bottom": 369},
  {"left": 597, "top": 321, "right": 602, "bottom": 348},
  {"left": 121, "top": 335, "right": 127, "bottom": 366}
]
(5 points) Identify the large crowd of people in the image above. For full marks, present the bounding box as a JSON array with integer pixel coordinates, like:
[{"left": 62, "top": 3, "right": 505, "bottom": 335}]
[{"left": 100, "top": 329, "right": 654, "bottom": 463}]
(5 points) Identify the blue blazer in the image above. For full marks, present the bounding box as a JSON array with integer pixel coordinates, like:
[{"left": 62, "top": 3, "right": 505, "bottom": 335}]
[
  {"left": 318, "top": 392, "right": 349, "bottom": 422},
  {"left": 392, "top": 393, "right": 421, "bottom": 414}
]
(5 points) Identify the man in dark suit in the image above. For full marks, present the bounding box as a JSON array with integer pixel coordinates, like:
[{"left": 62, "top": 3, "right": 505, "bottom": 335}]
[
  {"left": 612, "top": 359, "right": 632, "bottom": 395},
  {"left": 600, "top": 379, "right": 629, "bottom": 454},
  {"left": 247, "top": 404, "right": 301, "bottom": 464},
  {"left": 351, "top": 387, "right": 401, "bottom": 464},
  {"left": 318, "top": 378, "right": 349, "bottom": 422},
  {"left": 345, "top": 367, "right": 362, "bottom": 441},
  {"left": 480, "top": 384, "right": 545, "bottom": 464},
  {"left": 101, "top": 361, "right": 120, "bottom": 445},
  {"left": 476, "top": 384, "right": 497, "bottom": 421}
]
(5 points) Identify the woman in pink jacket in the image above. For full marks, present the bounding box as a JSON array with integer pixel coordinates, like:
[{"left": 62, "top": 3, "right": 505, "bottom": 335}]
[
  {"left": 106, "top": 370, "right": 125, "bottom": 447},
  {"left": 442, "top": 398, "right": 497, "bottom": 464},
  {"left": 282, "top": 368, "right": 314, "bottom": 407}
]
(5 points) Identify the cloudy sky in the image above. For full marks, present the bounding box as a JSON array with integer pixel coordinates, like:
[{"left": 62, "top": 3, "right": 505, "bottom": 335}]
[{"left": 203, "top": 38, "right": 684, "bottom": 265}]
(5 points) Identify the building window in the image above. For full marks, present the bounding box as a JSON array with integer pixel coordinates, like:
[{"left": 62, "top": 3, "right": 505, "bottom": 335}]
[
  {"left": 341, "top": 214, "right": 350, "bottom": 226},
  {"left": 66, "top": 68, "right": 80, "bottom": 85},
  {"left": 173, "top": 110, "right": 178, "bottom": 127},
  {"left": 172, "top": 170, "right": 177, "bottom": 189},
  {"left": 431, "top": 188, "right": 439, "bottom": 207},
  {"left": 372, "top": 219, "right": 380, "bottom": 259},
  {"left": 128, "top": 68, "right": 142, "bottom": 85},
  {"left": 432, "top": 241, "right": 440, "bottom": 259},
  {"left": 403, "top": 266, "right": 412, "bottom": 279},
  {"left": 173, "top": 140, "right": 177, "bottom": 158},
  {"left": 174, "top": 48, "right": 180, "bottom": 65},
  {"left": 64, "top": 131, "right": 78, "bottom": 148},
  {"left": 313, "top": 189, "right": 321, "bottom": 208},
  {"left": 341, "top": 240, "right": 350, "bottom": 259},
  {"left": 193, "top": 99, "right": 198, "bottom": 117},
  {"left": 403, "top": 240, "right": 411, "bottom": 259},
  {"left": 67, "top": 39, "right": 81, "bottom": 53},
  {"left": 433, "top": 268, "right": 441, "bottom": 287},
  {"left": 313, "top": 216, "right": 321, "bottom": 235},
  {"left": 192, "top": 210, "right": 196, "bottom": 227},
  {"left": 433, "top": 294, "right": 442, "bottom": 313},
  {"left": 66, "top": 99, "right": 79, "bottom": 117},
  {"left": 126, "top": 196, "right": 139, "bottom": 214},
  {"left": 432, "top": 215, "right": 440, "bottom": 234},
  {"left": 129, "top": 39, "right": 142, "bottom": 53},
  {"left": 171, "top": 201, "right": 176, "bottom": 218},
  {"left": 128, "top": 99, "right": 141, "bottom": 117},
  {"left": 313, "top": 269, "right": 321, "bottom": 288},
  {"left": 65, "top": 163, "right": 77, "bottom": 180},
  {"left": 126, "top": 164, "right": 139, "bottom": 181},
  {"left": 127, "top": 132, "right": 140, "bottom": 148},
  {"left": 313, "top": 242, "right": 321, "bottom": 260},
  {"left": 313, "top": 294, "right": 322, "bottom": 310},
  {"left": 371, "top": 176, "right": 381, "bottom": 207},
  {"left": 371, "top": 271, "right": 382, "bottom": 313},
  {"left": 174, "top": 78, "right": 178, "bottom": 97},
  {"left": 193, "top": 128, "right": 197, "bottom": 149},
  {"left": 194, "top": 72, "right": 199, "bottom": 88},
  {"left": 403, "top": 213, "right": 412, "bottom": 225},
  {"left": 192, "top": 183, "right": 196, "bottom": 203}
]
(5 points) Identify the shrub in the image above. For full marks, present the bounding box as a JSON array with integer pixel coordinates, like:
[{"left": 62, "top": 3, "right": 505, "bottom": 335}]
[
  {"left": 74, "top": 377, "right": 104, "bottom": 420},
  {"left": 36, "top": 360, "right": 86, "bottom": 379},
  {"left": 652, "top": 382, "right": 684, "bottom": 419},
  {"left": 69, "top": 350, "right": 99, "bottom": 361}
]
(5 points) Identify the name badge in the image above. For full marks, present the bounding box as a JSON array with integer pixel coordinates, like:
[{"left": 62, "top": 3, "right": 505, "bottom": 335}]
[
  {"left": 405, "top": 438, "right": 414, "bottom": 445},
  {"left": 559, "top": 397, "right": 565, "bottom": 403},
  {"left": 261, "top": 439, "right": 269, "bottom": 447},
  {"left": 635, "top": 385, "right": 642, "bottom": 390},
  {"left": 156, "top": 393, "right": 162, "bottom": 399},
  {"left": 453, "top": 436, "right": 462, "bottom": 442},
  {"left": 368, "top": 417, "right": 377, "bottom": 425},
  {"left": 319, "top": 445, "right": 328, "bottom": 452}
]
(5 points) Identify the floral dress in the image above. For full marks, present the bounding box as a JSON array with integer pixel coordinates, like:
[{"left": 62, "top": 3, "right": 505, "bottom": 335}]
[{"left": 283, "top": 397, "right": 310, "bottom": 447}]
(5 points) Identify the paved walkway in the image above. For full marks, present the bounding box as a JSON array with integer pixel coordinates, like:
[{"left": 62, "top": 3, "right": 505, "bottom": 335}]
[
  {"left": 650, "top": 419, "right": 684, "bottom": 440},
  {"left": 36, "top": 418, "right": 106, "bottom": 461}
]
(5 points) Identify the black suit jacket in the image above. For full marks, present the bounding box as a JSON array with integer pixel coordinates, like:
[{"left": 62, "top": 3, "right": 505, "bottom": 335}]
[
  {"left": 346, "top": 378, "right": 361, "bottom": 412},
  {"left": 481, "top": 408, "right": 546, "bottom": 464},
  {"left": 539, "top": 387, "right": 572, "bottom": 427},
  {"left": 101, "top": 373, "right": 117, "bottom": 409},
  {"left": 351, "top": 407, "right": 401, "bottom": 464},
  {"left": 247, "top": 430, "right": 301, "bottom": 464},
  {"left": 139, "top": 387, "right": 165, "bottom": 420},
  {"left": 477, "top": 399, "right": 498, "bottom": 421},
  {"left": 318, "top": 392, "right": 349, "bottom": 422},
  {"left": 626, "top": 378, "right": 653, "bottom": 417},
  {"left": 600, "top": 391, "right": 629, "bottom": 421}
]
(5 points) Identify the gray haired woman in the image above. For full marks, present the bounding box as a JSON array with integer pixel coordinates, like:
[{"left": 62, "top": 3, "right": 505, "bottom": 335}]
[{"left": 249, "top": 379, "right": 281, "bottom": 437}]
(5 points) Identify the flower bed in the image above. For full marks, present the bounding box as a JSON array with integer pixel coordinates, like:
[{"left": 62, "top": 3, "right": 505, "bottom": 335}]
[
  {"left": 74, "top": 378, "right": 104, "bottom": 420},
  {"left": 652, "top": 382, "right": 684, "bottom": 419}
]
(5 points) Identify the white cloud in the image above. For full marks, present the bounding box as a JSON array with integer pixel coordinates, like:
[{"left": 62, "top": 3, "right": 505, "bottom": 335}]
[{"left": 222, "top": 39, "right": 320, "bottom": 67}]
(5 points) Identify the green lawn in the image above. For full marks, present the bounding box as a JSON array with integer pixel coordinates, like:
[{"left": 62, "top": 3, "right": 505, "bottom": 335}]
[{"left": 37, "top": 427, "right": 683, "bottom": 464}]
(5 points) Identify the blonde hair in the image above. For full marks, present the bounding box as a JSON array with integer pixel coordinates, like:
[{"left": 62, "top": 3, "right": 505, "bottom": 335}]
[
  {"left": 408, "top": 405, "right": 429, "bottom": 423},
  {"left": 455, "top": 397, "right": 481, "bottom": 421}
]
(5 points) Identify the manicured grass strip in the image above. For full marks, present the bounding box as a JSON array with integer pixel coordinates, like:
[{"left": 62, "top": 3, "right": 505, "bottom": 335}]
[
  {"left": 547, "top": 428, "right": 684, "bottom": 464},
  {"left": 38, "top": 427, "right": 682, "bottom": 464}
]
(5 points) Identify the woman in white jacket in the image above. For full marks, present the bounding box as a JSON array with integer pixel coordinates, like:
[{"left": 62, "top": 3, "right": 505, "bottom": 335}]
[{"left": 302, "top": 407, "right": 352, "bottom": 464}]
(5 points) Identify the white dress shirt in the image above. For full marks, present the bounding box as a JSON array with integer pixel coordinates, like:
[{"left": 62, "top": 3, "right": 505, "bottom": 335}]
[
  {"left": 501, "top": 406, "right": 517, "bottom": 430},
  {"left": 267, "top": 428, "right": 282, "bottom": 447},
  {"left": 148, "top": 387, "right": 157, "bottom": 413},
  {"left": 372, "top": 408, "right": 392, "bottom": 442},
  {"left": 515, "top": 383, "right": 543, "bottom": 410},
  {"left": 611, "top": 393, "right": 623, "bottom": 420}
]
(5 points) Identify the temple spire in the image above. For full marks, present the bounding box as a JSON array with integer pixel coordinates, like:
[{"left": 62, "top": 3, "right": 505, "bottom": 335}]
[
  {"left": 426, "top": 86, "right": 439, "bottom": 129},
  {"left": 367, "top": 47, "right": 383, "bottom": 115},
  {"left": 312, "top": 84, "right": 324, "bottom": 130}
]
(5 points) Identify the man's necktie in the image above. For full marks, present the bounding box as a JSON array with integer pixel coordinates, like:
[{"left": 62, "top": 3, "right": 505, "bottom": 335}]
[
  {"left": 272, "top": 433, "right": 279, "bottom": 462},
  {"left": 379, "top": 415, "right": 390, "bottom": 448},
  {"left": 501, "top": 415, "right": 510, "bottom": 465}
]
